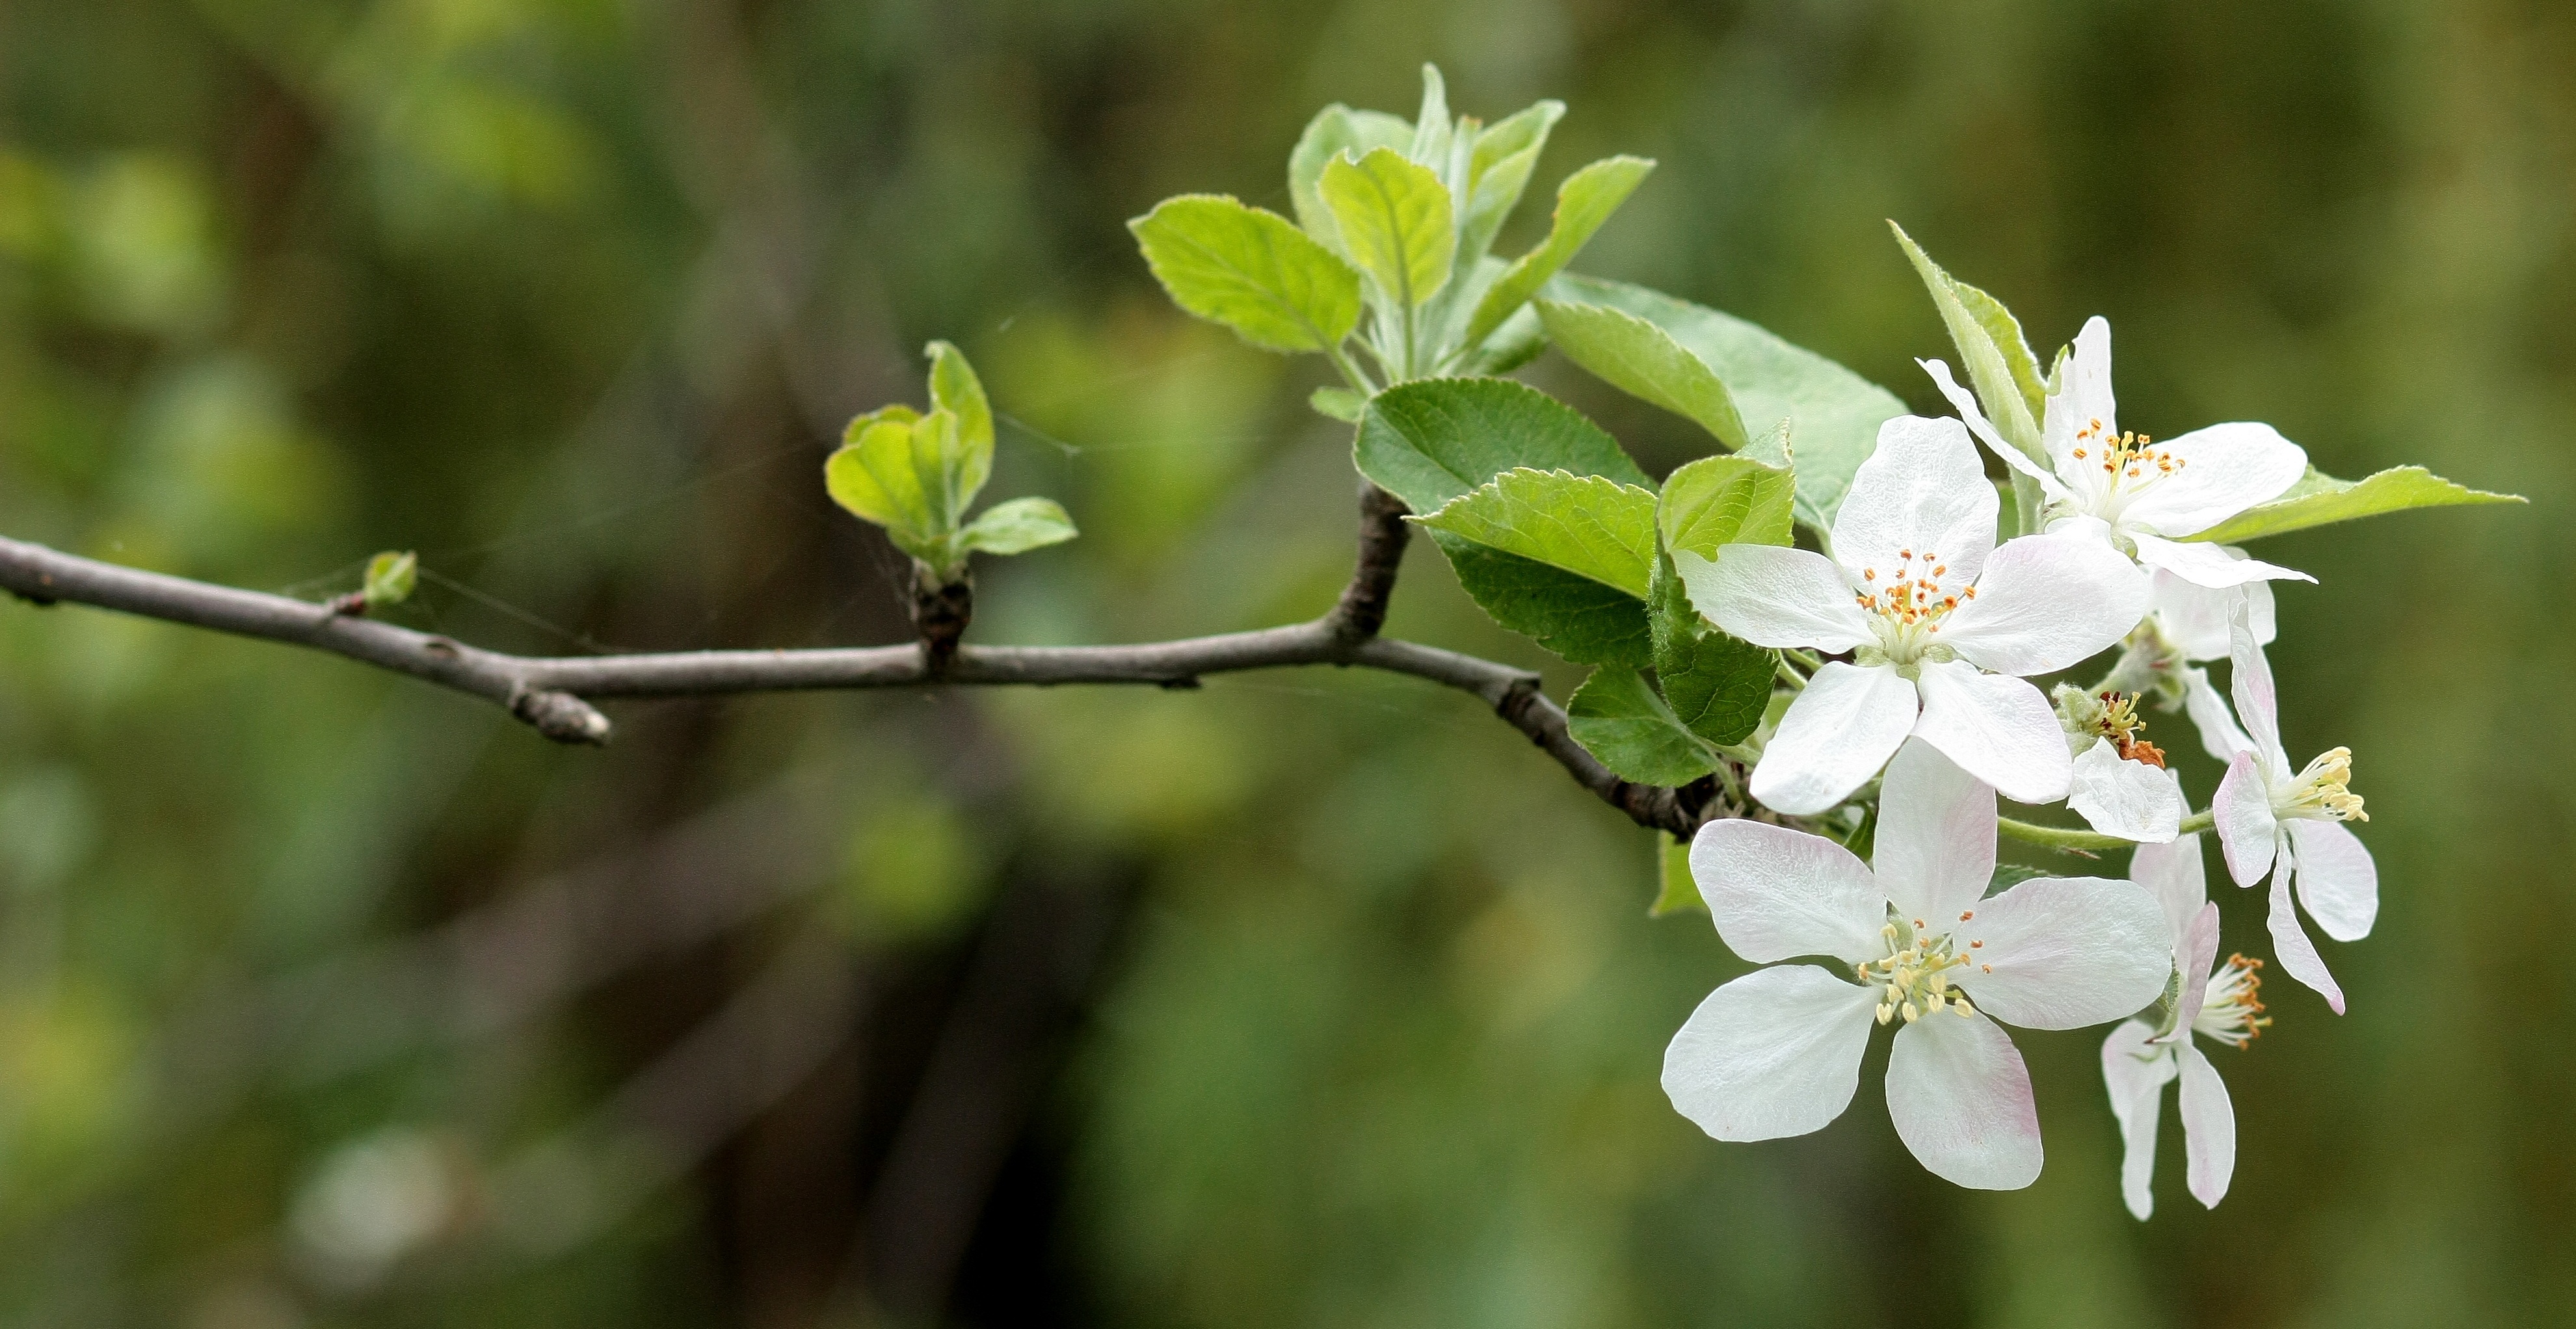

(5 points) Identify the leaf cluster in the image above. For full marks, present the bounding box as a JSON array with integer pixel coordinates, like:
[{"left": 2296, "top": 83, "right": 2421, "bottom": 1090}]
[{"left": 824, "top": 342, "right": 1078, "bottom": 579}]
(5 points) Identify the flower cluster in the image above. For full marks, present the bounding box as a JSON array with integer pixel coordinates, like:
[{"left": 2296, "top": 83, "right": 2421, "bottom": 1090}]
[{"left": 1665, "top": 321, "right": 2376, "bottom": 1212}]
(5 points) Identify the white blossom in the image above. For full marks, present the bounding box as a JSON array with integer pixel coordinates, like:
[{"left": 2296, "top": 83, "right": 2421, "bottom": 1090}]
[
  {"left": 2207, "top": 596, "right": 2376, "bottom": 1012},
  {"left": 1924, "top": 317, "right": 2312, "bottom": 593},
  {"left": 1679, "top": 415, "right": 2146, "bottom": 815},
  {"left": 2103, "top": 830, "right": 2271, "bottom": 1219},
  {"left": 1663, "top": 741, "right": 2170, "bottom": 1189},
  {"left": 2058, "top": 687, "right": 2184, "bottom": 843}
]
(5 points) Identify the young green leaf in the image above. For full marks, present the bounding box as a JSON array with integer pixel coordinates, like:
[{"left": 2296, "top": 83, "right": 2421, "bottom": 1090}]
[
  {"left": 1649, "top": 549, "right": 1774, "bottom": 746},
  {"left": 1464, "top": 155, "right": 1654, "bottom": 348},
  {"left": 1545, "top": 274, "right": 1906, "bottom": 526},
  {"left": 1414, "top": 468, "right": 1659, "bottom": 599},
  {"left": 959, "top": 496, "right": 1079, "bottom": 556},
  {"left": 827, "top": 415, "right": 941, "bottom": 544},
  {"left": 1889, "top": 222, "right": 2047, "bottom": 462},
  {"left": 1653, "top": 835, "right": 1705, "bottom": 916},
  {"left": 1534, "top": 300, "right": 1749, "bottom": 449},
  {"left": 1656, "top": 454, "right": 1797, "bottom": 558},
  {"left": 2187, "top": 465, "right": 2525, "bottom": 544},
  {"left": 923, "top": 341, "right": 994, "bottom": 514},
  {"left": 1288, "top": 105, "right": 1415, "bottom": 245},
  {"left": 1433, "top": 533, "right": 1653, "bottom": 668},
  {"left": 1458, "top": 99, "right": 1565, "bottom": 266},
  {"left": 1354, "top": 376, "right": 1651, "bottom": 515},
  {"left": 1406, "top": 64, "right": 1453, "bottom": 167},
  {"left": 1129, "top": 194, "right": 1363, "bottom": 354},
  {"left": 1319, "top": 147, "right": 1456, "bottom": 311},
  {"left": 1310, "top": 386, "right": 1368, "bottom": 423},
  {"left": 1566, "top": 666, "right": 1720, "bottom": 786},
  {"left": 362, "top": 551, "right": 418, "bottom": 608}
]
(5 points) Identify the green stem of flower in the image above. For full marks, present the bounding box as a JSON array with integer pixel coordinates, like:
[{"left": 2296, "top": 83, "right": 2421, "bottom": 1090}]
[{"left": 1996, "top": 808, "right": 2214, "bottom": 853}]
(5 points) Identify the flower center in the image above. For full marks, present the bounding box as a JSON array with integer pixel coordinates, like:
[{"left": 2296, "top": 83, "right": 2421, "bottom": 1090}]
[
  {"left": 1855, "top": 912, "right": 1993, "bottom": 1025},
  {"left": 2071, "top": 417, "right": 2186, "bottom": 521},
  {"left": 2192, "top": 953, "right": 2272, "bottom": 1047},
  {"left": 2277, "top": 746, "right": 2365, "bottom": 822},
  {"left": 1849, "top": 548, "right": 1974, "bottom": 668}
]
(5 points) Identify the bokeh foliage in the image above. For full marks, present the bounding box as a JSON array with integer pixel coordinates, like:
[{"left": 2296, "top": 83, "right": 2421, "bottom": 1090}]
[{"left": 0, "top": 1, "right": 2568, "bottom": 1326}]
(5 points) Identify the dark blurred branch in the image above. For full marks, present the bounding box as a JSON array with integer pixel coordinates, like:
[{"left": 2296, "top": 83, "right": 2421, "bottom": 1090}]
[
  {"left": 0, "top": 534, "right": 1710, "bottom": 836},
  {"left": 1324, "top": 480, "right": 1411, "bottom": 641}
]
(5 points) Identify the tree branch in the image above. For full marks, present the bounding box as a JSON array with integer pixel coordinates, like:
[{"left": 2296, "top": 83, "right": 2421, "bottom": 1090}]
[{"left": 0, "top": 533, "right": 1714, "bottom": 836}]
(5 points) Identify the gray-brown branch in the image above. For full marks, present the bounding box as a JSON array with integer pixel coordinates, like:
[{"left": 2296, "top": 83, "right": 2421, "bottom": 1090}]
[{"left": 0, "top": 532, "right": 1705, "bottom": 836}]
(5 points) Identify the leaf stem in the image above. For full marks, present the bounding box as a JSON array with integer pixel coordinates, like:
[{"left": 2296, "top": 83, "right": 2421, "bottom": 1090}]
[{"left": 1326, "top": 342, "right": 1379, "bottom": 397}]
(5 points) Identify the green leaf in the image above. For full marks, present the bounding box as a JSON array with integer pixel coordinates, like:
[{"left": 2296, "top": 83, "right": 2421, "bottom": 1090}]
[
  {"left": 1546, "top": 273, "right": 1906, "bottom": 526},
  {"left": 1534, "top": 300, "right": 1749, "bottom": 449},
  {"left": 2188, "top": 464, "right": 2526, "bottom": 544},
  {"left": 1415, "top": 468, "right": 1659, "bottom": 599},
  {"left": 1288, "top": 105, "right": 1414, "bottom": 244},
  {"left": 1463, "top": 302, "right": 1546, "bottom": 375},
  {"left": 1433, "top": 531, "right": 1653, "bottom": 668},
  {"left": 959, "top": 496, "right": 1078, "bottom": 556},
  {"left": 1650, "top": 549, "right": 1775, "bottom": 747},
  {"left": 827, "top": 415, "right": 941, "bottom": 544},
  {"left": 1459, "top": 99, "right": 1564, "bottom": 266},
  {"left": 1567, "top": 667, "right": 1718, "bottom": 786},
  {"left": 362, "top": 551, "right": 417, "bottom": 607},
  {"left": 1406, "top": 64, "right": 1453, "bottom": 166},
  {"left": 1319, "top": 147, "right": 1455, "bottom": 311},
  {"left": 1653, "top": 835, "right": 1705, "bottom": 917},
  {"left": 1889, "top": 222, "right": 2046, "bottom": 462},
  {"left": 1656, "top": 454, "right": 1797, "bottom": 558},
  {"left": 1129, "top": 194, "right": 1363, "bottom": 354},
  {"left": 1310, "top": 386, "right": 1368, "bottom": 423},
  {"left": 923, "top": 340, "right": 993, "bottom": 514},
  {"left": 1353, "top": 376, "right": 1651, "bottom": 514},
  {"left": 1465, "top": 155, "right": 1654, "bottom": 348}
]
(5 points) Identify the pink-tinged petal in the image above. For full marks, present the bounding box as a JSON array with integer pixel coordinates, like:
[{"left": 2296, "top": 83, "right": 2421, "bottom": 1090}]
[
  {"left": 1886, "top": 1014, "right": 2043, "bottom": 1191},
  {"left": 2183, "top": 667, "right": 2254, "bottom": 762},
  {"left": 1690, "top": 820, "right": 1887, "bottom": 966},
  {"left": 1872, "top": 739, "right": 1997, "bottom": 927},
  {"left": 2227, "top": 598, "right": 2285, "bottom": 769},
  {"left": 2131, "top": 532, "right": 2314, "bottom": 588},
  {"left": 2120, "top": 421, "right": 2309, "bottom": 537},
  {"left": 2158, "top": 902, "right": 2223, "bottom": 1044},
  {"left": 1911, "top": 662, "right": 2072, "bottom": 805},
  {"left": 1920, "top": 358, "right": 2065, "bottom": 498},
  {"left": 1676, "top": 546, "right": 1874, "bottom": 654},
  {"left": 2041, "top": 317, "right": 2117, "bottom": 492},
  {"left": 2130, "top": 824, "right": 2209, "bottom": 943},
  {"left": 2153, "top": 568, "right": 2275, "bottom": 663},
  {"left": 1749, "top": 663, "right": 1919, "bottom": 816},
  {"left": 1953, "top": 875, "right": 2171, "bottom": 1031},
  {"left": 2177, "top": 1045, "right": 2237, "bottom": 1209},
  {"left": 1662, "top": 966, "right": 1881, "bottom": 1142},
  {"left": 2068, "top": 739, "right": 2184, "bottom": 843},
  {"left": 2102, "top": 1020, "right": 2178, "bottom": 1221},
  {"left": 2266, "top": 865, "right": 2345, "bottom": 1014},
  {"left": 2212, "top": 752, "right": 2279, "bottom": 888},
  {"left": 2288, "top": 819, "right": 2378, "bottom": 942},
  {"left": 1939, "top": 531, "right": 2151, "bottom": 676},
  {"left": 1829, "top": 415, "right": 1998, "bottom": 586}
]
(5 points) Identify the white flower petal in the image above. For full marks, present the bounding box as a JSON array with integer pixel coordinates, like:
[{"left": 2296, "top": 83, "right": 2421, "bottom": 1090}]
[
  {"left": 2041, "top": 317, "right": 2116, "bottom": 490},
  {"left": 2119, "top": 421, "right": 2309, "bottom": 538},
  {"left": 2153, "top": 567, "right": 2275, "bottom": 663},
  {"left": 1886, "top": 1013, "right": 2043, "bottom": 1191},
  {"left": 1872, "top": 739, "right": 1997, "bottom": 927},
  {"left": 1954, "top": 875, "right": 2171, "bottom": 1031},
  {"left": 1677, "top": 545, "right": 1875, "bottom": 654},
  {"left": 2102, "top": 1020, "right": 2178, "bottom": 1221},
  {"left": 1690, "top": 820, "right": 1887, "bottom": 965},
  {"left": 2183, "top": 666, "right": 2254, "bottom": 762},
  {"left": 2227, "top": 597, "right": 2285, "bottom": 769},
  {"left": 2131, "top": 532, "right": 2314, "bottom": 588},
  {"left": 2067, "top": 739, "right": 2184, "bottom": 843},
  {"left": 2266, "top": 863, "right": 2345, "bottom": 1014},
  {"left": 2288, "top": 819, "right": 2378, "bottom": 942},
  {"left": 2212, "top": 752, "right": 2279, "bottom": 888},
  {"left": 1911, "top": 661, "right": 2072, "bottom": 805},
  {"left": 2161, "top": 902, "right": 2222, "bottom": 1044},
  {"left": 1829, "top": 415, "right": 1998, "bottom": 586},
  {"left": 2130, "top": 823, "right": 2209, "bottom": 943},
  {"left": 1939, "top": 531, "right": 2151, "bottom": 676},
  {"left": 2177, "top": 1044, "right": 2237, "bottom": 1209},
  {"left": 1920, "top": 357, "right": 2064, "bottom": 497},
  {"left": 1662, "top": 965, "right": 1881, "bottom": 1142},
  {"left": 1749, "top": 663, "right": 1919, "bottom": 816}
]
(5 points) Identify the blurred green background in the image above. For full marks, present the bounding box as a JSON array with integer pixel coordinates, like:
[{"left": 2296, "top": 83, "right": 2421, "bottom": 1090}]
[{"left": 0, "top": 1, "right": 2564, "bottom": 1325}]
